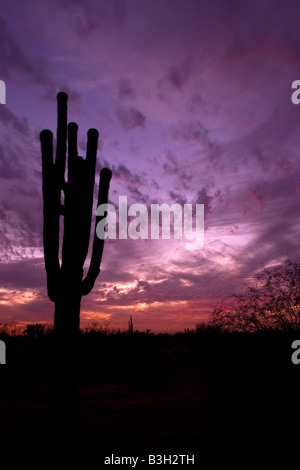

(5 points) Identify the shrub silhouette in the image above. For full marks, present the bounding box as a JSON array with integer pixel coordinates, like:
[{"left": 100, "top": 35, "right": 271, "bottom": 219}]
[
  {"left": 23, "top": 323, "right": 45, "bottom": 339},
  {"left": 209, "top": 259, "right": 300, "bottom": 332}
]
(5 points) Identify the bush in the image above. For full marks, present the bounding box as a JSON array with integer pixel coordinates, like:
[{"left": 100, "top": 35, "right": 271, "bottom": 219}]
[{"left": 208, "top": 259, "right": 300, "bottom": 332}]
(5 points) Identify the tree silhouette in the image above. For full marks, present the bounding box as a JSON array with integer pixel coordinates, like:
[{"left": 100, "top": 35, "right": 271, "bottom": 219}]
[
  {"left": 40, "top": 92, "right": 112, "bottom": 339},
  {"left": 209, "top": 259, "right": 300, "bottom": 332}
]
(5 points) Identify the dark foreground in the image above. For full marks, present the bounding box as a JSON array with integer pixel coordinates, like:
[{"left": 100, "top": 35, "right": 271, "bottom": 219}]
[{"left": 0, "top": 328, "right": 299, "bottom": 463}]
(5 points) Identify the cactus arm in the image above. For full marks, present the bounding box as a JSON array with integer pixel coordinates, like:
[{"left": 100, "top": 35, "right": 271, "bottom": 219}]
[
  {"left": 61, "top": 126, "right": 98, "bottom": 271},
  {"left": 67, "top": 122, "right": 78, "bottom": 185},
  {"left": 81, "top": 167, "right": 112, "bottom": 296},
  {"left": 40, "top": 92, "right": 67, "bottom": 301},
  {"left": 60, "top": 121, "right": 79, "bottom": 271},
  {"left": 78, "top": 129, "right": 98, "bottom": 266},
  {"left": 55, "top": 92, "right": 68, "bottom": 188},
  {"left": 40, "top": 129, "right": 60, "bottom": 302}
]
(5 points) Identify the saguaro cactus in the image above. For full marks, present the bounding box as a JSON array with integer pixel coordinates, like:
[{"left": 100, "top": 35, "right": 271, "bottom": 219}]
[
  {"left": 40, "top": 92, "right": 112, "bottom": 338},
  {"left": 128, "top": 315, "right": 133, "bottom": 334}
]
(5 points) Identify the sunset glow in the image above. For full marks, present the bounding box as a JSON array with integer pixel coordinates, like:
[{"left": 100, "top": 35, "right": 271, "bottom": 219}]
[{"left": 0, "top": 0, "right": 300, "bottom": 332}]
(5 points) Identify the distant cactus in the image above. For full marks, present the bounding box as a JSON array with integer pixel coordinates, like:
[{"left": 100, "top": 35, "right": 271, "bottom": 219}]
[
  {"left": 128, "top": 315, "right": 133, "bottom": 334},
  {"left": 40, "top": 92, "right": 112, "bottom": 338}
]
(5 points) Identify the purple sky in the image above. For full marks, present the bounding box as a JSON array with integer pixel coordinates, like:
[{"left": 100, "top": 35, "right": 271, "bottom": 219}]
[{"left": 0, "top": 0, "right": 300, "bottom": 333}]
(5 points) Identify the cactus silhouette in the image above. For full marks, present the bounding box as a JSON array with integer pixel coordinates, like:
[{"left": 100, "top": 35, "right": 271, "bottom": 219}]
[
  {"left": 128, "top": 315, "right": 133, "bottom": 334},
  {"left": 40, "top": 92, "right": 112, "bottom": 436},
  {"left": 40, "top": 92, "right": 112, "bottom": 338}
]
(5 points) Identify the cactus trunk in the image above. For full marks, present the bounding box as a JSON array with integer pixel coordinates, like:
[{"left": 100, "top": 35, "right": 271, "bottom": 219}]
[{"left": 54, "top": 278, "right": 82, "bottom": 337}]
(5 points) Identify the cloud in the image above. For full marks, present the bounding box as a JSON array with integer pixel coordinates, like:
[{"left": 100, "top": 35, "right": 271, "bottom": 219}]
[
  {"left": 116, "top": 106, "right": 146, "bottom": 131},
  {"left": 0, "top": 143, "right": 25, "bottom": 180},
  {"left": 168, "top": 56, "right": 193, "bottom": 90},
  {"left": 128, "top": 187, "right": 151, "bottom": 205},
  {"left": 186, "top": 94, "right": 203, "bottom": 112},
  {"left": 252, "top": 146, "right": 271, "bottom": 174},
  {"left": 41, "top": 88, "right": 82, "bottom": 106},
  {"left": 0, "top": 17, "right": 52, "bottom": 88},
  {"left": 0, "top": 106, "right": 30, "bottom": 136},
  {"left": 247, "top": 182, "right": 270, "bottom": 211},
  {"left": 196, "top": 188, "right": 213, "bottom": 216},
  {"left": 0, "top": 259, "right": 45, "bottom": 289},
  {"left": 104, "top": 161, "right": 142, "bottom": 186},
  {"left": 66, "top": 0, "right": 127, "bottom": 38},
  {"left": 172, "top": 120, "right": 209, "bottom": 144},
  {"left": 162, "top": 150, "right": 192, "bottom": 187},
  {"left": 117, "top": 78, "right": 136, "bottom": 101},
  {"left": 169, "top": 191, "right": 187, "bottom": 206}
]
